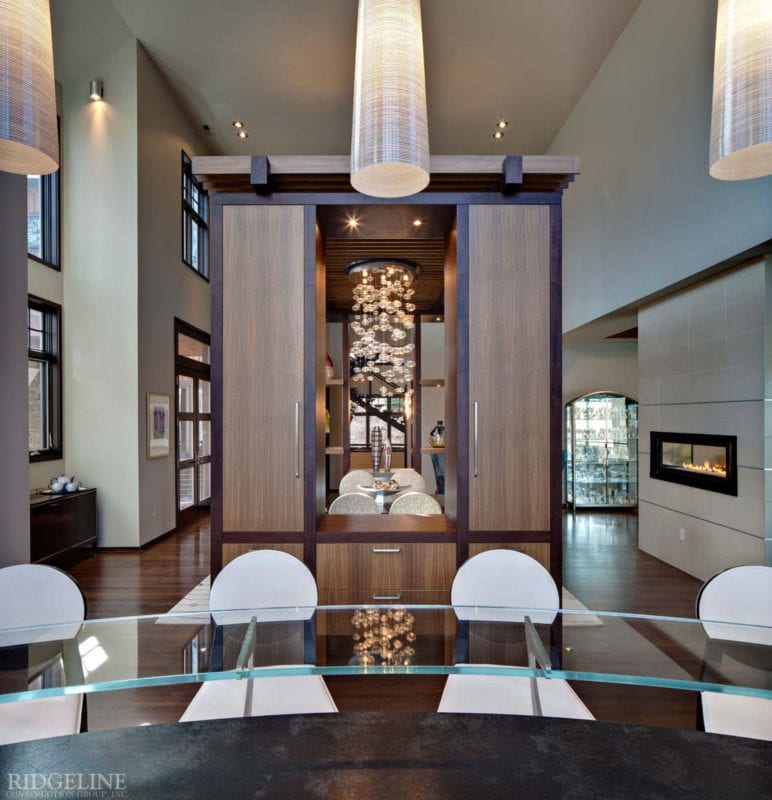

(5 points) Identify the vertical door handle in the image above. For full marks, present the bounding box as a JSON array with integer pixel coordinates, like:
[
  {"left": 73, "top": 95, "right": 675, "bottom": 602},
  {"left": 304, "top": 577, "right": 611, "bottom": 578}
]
[
  {"left": 294, "top": 401, "right": 301, "bottom": 478},
  {"left": 473, "top": 401, "right": 479, "bottom": 477}
]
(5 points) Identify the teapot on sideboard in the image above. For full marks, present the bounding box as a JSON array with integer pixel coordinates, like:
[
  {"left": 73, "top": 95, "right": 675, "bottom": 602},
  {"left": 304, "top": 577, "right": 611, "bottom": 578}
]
[{"left": 49, "top": 476, "right": 79, "bottom": 493}]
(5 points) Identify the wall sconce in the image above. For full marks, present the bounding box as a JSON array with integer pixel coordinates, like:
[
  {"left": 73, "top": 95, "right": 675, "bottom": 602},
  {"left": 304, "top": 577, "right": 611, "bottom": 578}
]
[
  {"left": 709, "top": 0, "right": 772, "bottom": 180},
  {"left": 89, "top": 80, "right": 104, "bottom": 102},
  {"left": 0, "top": 0, "right": 59, "bottom": 174},
  {"left": 350, "top": 0, "right": 430, "bottom": 198}
]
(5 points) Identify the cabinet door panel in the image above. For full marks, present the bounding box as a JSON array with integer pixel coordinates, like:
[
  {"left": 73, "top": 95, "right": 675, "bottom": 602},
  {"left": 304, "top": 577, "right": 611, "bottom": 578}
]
[
  {"left": 468, "top": 205, "right": 551, "bottom": 531},
  {"left": 222, "top": 205, "right": 305, "bottom": 532}
]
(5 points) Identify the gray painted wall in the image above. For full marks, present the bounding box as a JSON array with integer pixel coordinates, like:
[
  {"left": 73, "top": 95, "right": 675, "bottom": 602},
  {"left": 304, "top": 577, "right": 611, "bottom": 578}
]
[
  {"left": 137, "top": 44, "right": 211, "bottom": 545},
  {"left": 0, "top": 173, "right": 31, "bottom": 565},
  {"left": 563, "top": 342, "right": 638, "bottom": 407},
  {"left": 550, "top": 0, "right": 772, "bottom": 333}
]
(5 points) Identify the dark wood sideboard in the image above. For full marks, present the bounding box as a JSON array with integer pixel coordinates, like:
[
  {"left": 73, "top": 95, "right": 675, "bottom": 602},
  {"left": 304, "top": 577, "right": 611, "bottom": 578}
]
[{"left": 30, "top": 488, "right": 97, "bottom": 562}]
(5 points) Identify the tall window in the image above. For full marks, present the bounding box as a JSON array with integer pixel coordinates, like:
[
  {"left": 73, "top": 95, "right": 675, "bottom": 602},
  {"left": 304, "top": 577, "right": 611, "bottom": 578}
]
[
  {"left": 182, "top": 151, "right": 208, "bottom": 279},
  {"left": 28, "top": 297, "right": 62, "bottom": 461},
  {"left": 27, "top": 170, "right": 60, "bottom": 269}
]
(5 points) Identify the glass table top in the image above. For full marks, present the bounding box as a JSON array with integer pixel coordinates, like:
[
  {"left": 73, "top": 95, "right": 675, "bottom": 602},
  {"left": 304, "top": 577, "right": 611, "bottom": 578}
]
[{"left": 0, "top": 601, "right": 770, "bottom": 705}]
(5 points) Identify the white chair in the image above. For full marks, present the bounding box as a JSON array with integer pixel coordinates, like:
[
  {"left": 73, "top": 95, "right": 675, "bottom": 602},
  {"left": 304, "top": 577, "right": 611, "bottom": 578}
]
[
  {"left": 180, "top": 550, "right": 337, "bottom": 722},
  {"left": 438, "top": 549, "right": 594, "bottom": 720},
  {"left": 329, "top": 493, "right": 381, "bottom": 514},
  {"left": 696, "top": 565, "right": 772, "bottom": 741},
  {"left": 389, "top": 492, "right": 442, "bottom": 515},
  {"left": 0, "top": 564, "right": 86, "bottom": 744},
  {"left": 338, "top": 469, "right": 375, "bottom": 495}
]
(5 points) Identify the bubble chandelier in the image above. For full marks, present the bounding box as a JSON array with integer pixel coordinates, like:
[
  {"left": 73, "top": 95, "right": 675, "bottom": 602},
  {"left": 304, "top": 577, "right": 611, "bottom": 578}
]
[{"left": 346, "top": 258, "right": 418, "bottom": 397}]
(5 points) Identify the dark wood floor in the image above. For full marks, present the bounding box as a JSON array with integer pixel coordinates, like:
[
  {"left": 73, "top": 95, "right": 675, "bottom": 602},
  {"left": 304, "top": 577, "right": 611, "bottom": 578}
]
[{"left": 54, "top": 510, "right": 709, "bottom": 730}]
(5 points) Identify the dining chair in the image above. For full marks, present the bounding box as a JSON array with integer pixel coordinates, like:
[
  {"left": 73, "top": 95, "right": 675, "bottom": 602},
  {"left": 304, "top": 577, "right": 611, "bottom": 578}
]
[
  {"left": 329, "top": 492, "right": 381, "bottom": 514},
  {"left": 180, "top": 550, "right": 337, "bottom": 722},
  {"left": 338, "top": 469, "right": 375, "bottom": 495},
  {"left": 696, "top": 565, "right": 772, "bottom": 741},
  {"left": 438, "top": 549, "right": 594, "bottom": 720},
  {"left": 0, "top": 564, "right": 86, "bottom": 744},
  {"left": 388, "top": 491, "right": 442, "bottom": 515},
  {"left": 392, "top": 468, "right": 426, "bottom": 493}
]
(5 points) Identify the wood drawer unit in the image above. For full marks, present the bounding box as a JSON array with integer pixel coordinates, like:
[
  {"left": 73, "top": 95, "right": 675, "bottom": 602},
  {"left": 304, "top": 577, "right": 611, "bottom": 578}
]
[
  {"left": 222, "top": 542, "right": 304, "bottom": 567},
  {"left": 316, "top": 543, "right": 456, "bottom": 598}
]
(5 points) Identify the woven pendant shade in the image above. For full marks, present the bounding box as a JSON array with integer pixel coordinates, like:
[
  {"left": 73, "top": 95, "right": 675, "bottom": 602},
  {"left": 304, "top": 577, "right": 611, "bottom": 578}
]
[
  {"left": 350, "top": 0, "right": 430, "bottom": 198},
  {"left": 0, "top": 0, "right": 59, "bottom": 175},
  {"left": 709, "top": 0, "right": 772, "bottom": 180}
]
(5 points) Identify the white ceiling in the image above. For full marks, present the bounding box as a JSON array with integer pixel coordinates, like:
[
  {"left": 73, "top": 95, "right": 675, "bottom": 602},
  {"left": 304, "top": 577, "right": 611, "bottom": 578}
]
[{"left": 51, "top": 0, "right": 641, "bottom": 157}]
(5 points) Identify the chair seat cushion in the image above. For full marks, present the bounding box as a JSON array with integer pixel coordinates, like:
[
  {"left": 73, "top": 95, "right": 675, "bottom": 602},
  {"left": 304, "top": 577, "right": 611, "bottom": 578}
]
[
  {"left": 0, "top": 695, "right": 83, "bottom": 745},
  {"left": 438, "top": 673, "right": 594, "bottom": 720},
  {"left": 701, "top": 692, "right": 772, "bottom": 741},
  {"left": 180, "top": 674, "right": 337, "bottom": 722}
]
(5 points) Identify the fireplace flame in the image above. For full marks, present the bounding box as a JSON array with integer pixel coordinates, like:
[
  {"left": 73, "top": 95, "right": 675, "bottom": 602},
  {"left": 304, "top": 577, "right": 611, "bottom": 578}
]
[{"left": 682, "top": 460, "right": 727, "bottom": 478}]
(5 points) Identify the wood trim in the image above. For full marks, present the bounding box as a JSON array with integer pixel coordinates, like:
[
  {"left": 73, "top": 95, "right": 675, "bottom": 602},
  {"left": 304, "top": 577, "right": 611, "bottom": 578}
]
[
  {"left": 451, "top": 210, "right": 468, "bottom": 564},
  {"left": 193, "top": 155, "right": 580, "bottom": 177},
  {"left": 412, "top": 320, "right": 421, "bottom": 469},
  {"left": 549, "top": 205, "right": 563, "bottom": 594},
  {"left": 209, "top": 204, "right": 224, "bottom": 579},
  {"left": 250, "top": 156, "right": 271, "bottom": 193},
  {"left": 342, "top": 314, "right": 351, "bottom": 474},
  {"left": 501, "top": 156, "right": 523, "bottom": 191},
  {"left": 222, "top": 531, "right": 304, "bottom": 543},
  {"left": 316, "top": 531, "right": 457, "bottom": 544},
  {"left": 467, "top": 531, "right": 551, "bottom": 542},
  {"left": 317, "top": 514, "right": 454, "bottom": 535},
  {"left": 209, "top": 192, "right": 563, "bottom": 207},
  {"left": 305, "top": 206, "right": 324, "bottom": 573}
]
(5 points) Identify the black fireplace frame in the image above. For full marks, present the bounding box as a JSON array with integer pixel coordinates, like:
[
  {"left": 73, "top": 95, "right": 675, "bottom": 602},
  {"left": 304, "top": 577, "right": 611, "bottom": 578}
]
[{"left": 650, "top": 431, "right": 737, "bottom": 496}]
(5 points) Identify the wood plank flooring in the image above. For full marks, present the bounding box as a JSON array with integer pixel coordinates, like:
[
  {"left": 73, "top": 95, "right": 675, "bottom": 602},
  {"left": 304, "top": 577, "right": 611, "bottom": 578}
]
[{"left": 53, "top": 510, "right": 711, "bottom": 730}]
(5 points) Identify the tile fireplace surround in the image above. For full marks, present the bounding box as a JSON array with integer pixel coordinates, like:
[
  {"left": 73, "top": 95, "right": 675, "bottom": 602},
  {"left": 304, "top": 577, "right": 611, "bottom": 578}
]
[{"left": 638, "top": 257, "right": 770, "bottom": 581}]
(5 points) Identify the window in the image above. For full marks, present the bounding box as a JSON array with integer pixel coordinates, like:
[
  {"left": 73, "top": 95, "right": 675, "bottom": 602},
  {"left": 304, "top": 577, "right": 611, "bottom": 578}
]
[
  {"left": 28, "top": 297, "right": 62, "bottom": 461},
  {"left": 182, "top": 151, "right": 209, "bottom": 279},
  {"left": 350, "top": 393, "right": 405, "bottom": 450},
  {"left": 27, "top": 169, "right": 60, "bottom": 269}
]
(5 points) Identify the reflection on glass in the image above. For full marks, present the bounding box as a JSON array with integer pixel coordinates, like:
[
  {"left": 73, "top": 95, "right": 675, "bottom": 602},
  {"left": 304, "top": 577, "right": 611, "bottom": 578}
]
[
  {"left": 178, "top": 421, "right": 194, "bottom": 460},
  {"left": 178, "top": 375, "right": 194, "bottom": 413},
  {"left": 198, "top": 421, "right": 211, "bottom": 458},
  {"left": 198, "top": 463, "right": 211, "bottom": 502},
  {"left": 28, "top": 361, "right": 46, "bottom": 451},
  {"left": 27, "top": 175, "right": 42, "bottom": 257},
  {"left": 198, "top": 380, "right": 210, "bottom": 413},
  {"left": 178, "top": 333, "right": 210, "bottom": 364},
  {"left": 178, "top": 467, "right": 194, "bottom": 511}
]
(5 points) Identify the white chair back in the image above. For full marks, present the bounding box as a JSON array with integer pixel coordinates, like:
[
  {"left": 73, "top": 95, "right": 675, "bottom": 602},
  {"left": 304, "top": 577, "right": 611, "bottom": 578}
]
[
  {"left": 329, "top": 493, "right": 381, "bottom": 514},
  {"left": 393, "top": 468, "right": 426, "bottom": 493},
  {"left": 210, "top": 550, "right": 317, "bottom": 624},
  {"left": 0, "top": 564, "right": 85, "bottom": 647},
  {"left": 451, "top": 549, "right": 559, "bottom": 624},
  {"left": 389, "top": 492, "right": 442, "bottom": 515},
  {"left": 697, "top": 565, "right": 772, "bottom": 645},
  {"left": 338, "top": 469, "right": 375, "bottom": 495}
]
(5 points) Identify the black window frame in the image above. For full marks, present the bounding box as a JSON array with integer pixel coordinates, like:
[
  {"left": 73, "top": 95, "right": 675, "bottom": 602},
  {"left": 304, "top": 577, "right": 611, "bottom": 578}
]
[
  {"left": 350, "top": 394, "right": 406, "bottom": 452},
  {"left": 28, "top": 296, "right": 63, "bottom": 462},
  {"left": 181, "top": 151, "right": 209, "bottom": 281},
  {"left": 27, "top": 168, "right": 61, "bottom": 271}
]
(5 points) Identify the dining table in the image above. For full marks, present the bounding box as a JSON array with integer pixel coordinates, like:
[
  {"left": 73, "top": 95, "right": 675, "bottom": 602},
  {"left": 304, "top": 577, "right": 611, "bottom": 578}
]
[{"left": 0, "top": 602, "right": 770, "bottom": 798}]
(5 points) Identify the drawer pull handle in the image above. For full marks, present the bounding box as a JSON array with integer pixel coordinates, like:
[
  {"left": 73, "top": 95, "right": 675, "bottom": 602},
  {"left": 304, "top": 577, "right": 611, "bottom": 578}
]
[
  {"left": 372, "top": 548, "right": 401, "bottom": 553},
  {"left": 373, "top": 595, "right": 401, "bottom": 601}
]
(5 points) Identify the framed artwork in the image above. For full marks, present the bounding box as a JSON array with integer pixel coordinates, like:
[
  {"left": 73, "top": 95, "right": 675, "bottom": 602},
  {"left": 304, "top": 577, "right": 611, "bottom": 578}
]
[{"left": 147, "top": 392, "right": 171, "bottom": 459}]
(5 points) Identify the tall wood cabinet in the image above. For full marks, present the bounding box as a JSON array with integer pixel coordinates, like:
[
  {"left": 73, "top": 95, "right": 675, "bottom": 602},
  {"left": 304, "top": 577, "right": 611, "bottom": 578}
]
[{"left": 200, "top": 155, "right": 577, "bottom": 591}]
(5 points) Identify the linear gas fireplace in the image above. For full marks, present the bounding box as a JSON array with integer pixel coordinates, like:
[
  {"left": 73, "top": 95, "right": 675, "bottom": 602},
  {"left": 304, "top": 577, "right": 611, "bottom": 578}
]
[{"left": 650, "top": 432, "right": 737, "bottom": 496}]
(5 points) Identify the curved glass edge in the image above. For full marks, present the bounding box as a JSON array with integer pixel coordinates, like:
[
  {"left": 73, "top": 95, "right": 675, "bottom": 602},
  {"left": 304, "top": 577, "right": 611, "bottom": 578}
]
[{"left": 1, "top": 664, "right": 771, "bottom": 706}]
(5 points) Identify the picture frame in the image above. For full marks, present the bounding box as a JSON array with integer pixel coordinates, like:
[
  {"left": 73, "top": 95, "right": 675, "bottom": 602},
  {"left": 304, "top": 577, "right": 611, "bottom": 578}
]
[{"left": 147, "top": 392, "right": 171, "bottom": 459}]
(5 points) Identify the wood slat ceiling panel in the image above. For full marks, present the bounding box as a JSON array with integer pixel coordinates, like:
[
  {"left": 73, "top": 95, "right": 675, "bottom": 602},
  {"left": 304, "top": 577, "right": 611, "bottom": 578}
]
[{"left": 324, "top": 238, "right": 447, "bottom": 313}]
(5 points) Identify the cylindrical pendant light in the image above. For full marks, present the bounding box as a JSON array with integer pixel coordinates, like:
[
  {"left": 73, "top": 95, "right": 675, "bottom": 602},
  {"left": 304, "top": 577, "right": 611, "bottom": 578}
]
[
  {"left": 0, "top": 0, "right": 59, "bottom": 175},
  {"left": 350, "top": 0, "right": 430, "bottom": 198},
  {"left": 709, "top": 0, "right": 772, "bottom": 180}
]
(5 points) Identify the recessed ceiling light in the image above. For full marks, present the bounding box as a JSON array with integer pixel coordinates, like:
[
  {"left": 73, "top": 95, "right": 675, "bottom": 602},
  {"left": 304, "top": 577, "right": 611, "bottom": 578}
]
[
  {"left": 492, "top": 130, "right": 504, "bottom": 140},
  {"left": 497, "top": 120, "right": 508, "bottom": 129},
  {"left": 412, "top": 218, "right": 422, "bottom": 227},
  {"left": 232, "top": 120, "right": 244, "bottom": 129},
  {"left": 237, "top": 130, "right": 249, "bottom": 139},
  {"left": 347, "top": 216, "right": 359, "bottom": 229}
]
